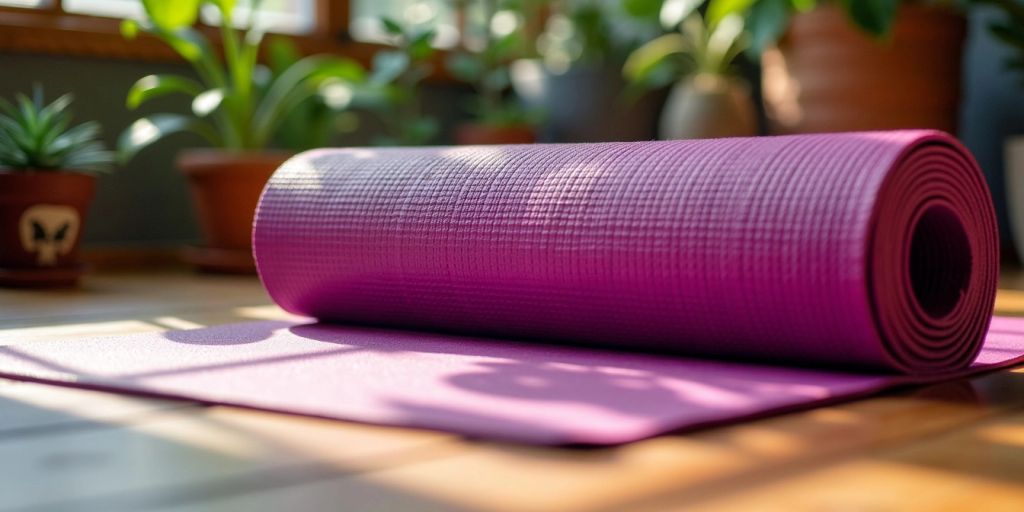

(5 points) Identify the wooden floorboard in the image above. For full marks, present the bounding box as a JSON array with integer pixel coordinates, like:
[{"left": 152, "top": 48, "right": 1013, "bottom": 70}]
[{"left": 1, "top": 270, "right": 1022, "bottom": 511}]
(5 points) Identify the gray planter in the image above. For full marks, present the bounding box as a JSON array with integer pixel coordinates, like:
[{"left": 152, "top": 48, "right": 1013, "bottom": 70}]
[
  {"left": 659, "top": 75, "right": 758, "bottom": 140},
  {"left": 511, "top": 59, "right": 667, "bottom": 143}
]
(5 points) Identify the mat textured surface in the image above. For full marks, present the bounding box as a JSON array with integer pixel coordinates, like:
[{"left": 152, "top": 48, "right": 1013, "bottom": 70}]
[{"left": 1, "top": 131, "right": 1019, "bottom": 445}]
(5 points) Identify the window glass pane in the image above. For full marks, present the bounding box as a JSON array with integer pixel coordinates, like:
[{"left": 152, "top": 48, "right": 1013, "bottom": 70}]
[
  {"left": 0, "top": 0, "right": 49, "bottom": 7},
  {"left": 350, "top": 0, "right": 458, "bottom": 48},
  {"left": 64, "top": 0, "right": 316, "bottom": 35},
  {"left": 63, "top": 0, "right": 144, "bottom": 19},
  {"left": 201, "top": 0, "right": 316, "bottom": 35}
]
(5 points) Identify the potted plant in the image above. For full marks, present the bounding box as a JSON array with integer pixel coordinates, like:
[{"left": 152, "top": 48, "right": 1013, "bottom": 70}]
[
  {"left": 267, "top": 36, "right": 364, "bottom": 152},
  {"left": 356, "top": 17, "right": 441, "bottom": 146},
  {"left": 624, "top": 7, "right": 757, "bottom": 139},
  {"left": 710, "top": 0, "right": 969, "bottom": 134},
  {"left": 447, "top": 0, "right": 540, "bottom": 144},
  {"left": 0, "top": 87, "right": 114, "bottom": 287},
  {"left": 118, "top": 0, "right": 366, "bottom": 272},
  {"left": 510, "top": 0, "right": 669, "bottom": 142}
]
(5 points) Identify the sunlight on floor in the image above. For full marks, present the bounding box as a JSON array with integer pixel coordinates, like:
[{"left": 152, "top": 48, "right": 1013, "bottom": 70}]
[
  {"left": 151, "top": 316, "right": 205, "bottom": 330},
  {"left": 994, "top": 289, "right": 1024, "bottom": 316},
  {"left": 233, "top": 305, "right": 303, "bottom": 321},
  {"left": 0, "top": 320, "right": 157, "bottom": 344}
]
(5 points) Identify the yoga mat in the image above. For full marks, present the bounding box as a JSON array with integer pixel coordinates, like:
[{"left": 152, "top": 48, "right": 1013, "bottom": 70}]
[{"left": 2, "top": 130, "right": 1022, "bottom": 445}]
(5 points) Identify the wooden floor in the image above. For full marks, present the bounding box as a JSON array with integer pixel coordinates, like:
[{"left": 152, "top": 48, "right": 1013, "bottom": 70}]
[{"left": 2, "top": 270, "right": 1024, "bottom": 512}]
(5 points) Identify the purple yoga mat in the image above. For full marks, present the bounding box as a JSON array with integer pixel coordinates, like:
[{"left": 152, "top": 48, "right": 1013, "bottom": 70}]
[
  {"left": 255, "top": 130, "right": 997, "bottom": 374},
  {"left": 1, "top": 130, "right": 1021, "bottom": 445}
]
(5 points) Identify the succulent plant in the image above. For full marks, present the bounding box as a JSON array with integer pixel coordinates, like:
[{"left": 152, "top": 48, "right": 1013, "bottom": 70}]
[{"left": 0, "top": 87, "right": 114, "bottom": 173}]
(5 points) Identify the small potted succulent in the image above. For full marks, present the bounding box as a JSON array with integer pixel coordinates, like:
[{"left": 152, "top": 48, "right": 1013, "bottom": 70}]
[
  {"left": 447, "top": 0, "right": 539, "bottom": 144},
  {"left": 119, "top": 0, "right": 365, "bottom": 272},
  {"left": 624, "top": 7, "right": 757, "bottom": 139},
  {"left": 709, "top": 0, "right": 969, "bottom": 134},
  {"left": 0, "top": 87, "right": 114, "bottom": 287}
]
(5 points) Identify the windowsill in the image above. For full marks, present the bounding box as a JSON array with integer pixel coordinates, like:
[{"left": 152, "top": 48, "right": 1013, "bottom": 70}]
[{"left": 0, "top": 7, "right": 453, "bottom": 82}]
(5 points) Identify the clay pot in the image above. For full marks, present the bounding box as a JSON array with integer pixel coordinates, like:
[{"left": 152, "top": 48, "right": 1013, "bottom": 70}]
[
  {"left": 0, "top": 171, "right": 96, "bottom": 287},
  {"left": 659, "top": 74, "right": 758, "bottom": 140},
  {"left": 454, "top": 122, "right": 536, "bottom": 145},
  {"left": 762, "top": 3, "right": 966, "bottom": 134},
  {"left": 177, "top": 150, "right": 291, "bottom": 273}
]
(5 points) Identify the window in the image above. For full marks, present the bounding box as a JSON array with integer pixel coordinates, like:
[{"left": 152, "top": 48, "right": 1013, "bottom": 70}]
[
  {"left": 0, "top": 0, "right": 45, "bottom": 7},
  {"left": 349, "top": 0, "right": 458, "bottom": 47},
  {"left": 0, "top": 0, "right": 472, "bottom": 68},
  {"left": 60, "top": 0, "right": 317, "bottom": 35}
]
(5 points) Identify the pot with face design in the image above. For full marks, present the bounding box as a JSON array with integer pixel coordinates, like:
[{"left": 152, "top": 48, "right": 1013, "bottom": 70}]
[{"left": 0, "top": 171, "right": 96, "bottom": 287}]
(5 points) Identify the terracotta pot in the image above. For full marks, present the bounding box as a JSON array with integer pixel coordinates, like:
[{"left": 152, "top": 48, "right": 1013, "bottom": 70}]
[
  {"left": 454, "top": 122, "right": 536, "bottom": 145},
  {"left": 0, "top": 171, "right": 96, "bottom": 287},
  {"left": 659, "top": 74, "right": 758, "bottom": 140},
  {"left": 177, "top": 149, "right": 291, "bottom": 273},
  {"left": 762, "top": 3, "right": 966, "bottom": 134}
]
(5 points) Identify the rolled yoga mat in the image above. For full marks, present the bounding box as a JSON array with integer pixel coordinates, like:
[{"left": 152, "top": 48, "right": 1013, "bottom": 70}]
[{"left": 1, "top": 130, "right": 1022, "bottom": 445}]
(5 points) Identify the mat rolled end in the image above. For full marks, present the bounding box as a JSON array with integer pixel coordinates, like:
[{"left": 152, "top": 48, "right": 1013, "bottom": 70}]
[{"left": 867, "top": 131, "right": 997, "bottom": 374}]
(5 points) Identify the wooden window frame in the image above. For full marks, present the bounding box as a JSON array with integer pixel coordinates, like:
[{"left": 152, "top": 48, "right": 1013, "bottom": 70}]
[{"left": 0, "top": 0, "right": 449, "bottom": 77}]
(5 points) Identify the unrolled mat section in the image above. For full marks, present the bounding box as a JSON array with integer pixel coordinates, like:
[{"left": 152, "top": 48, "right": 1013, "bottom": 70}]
[{"left": 0, "top": 131, "right": 1020, "bottom": 445}]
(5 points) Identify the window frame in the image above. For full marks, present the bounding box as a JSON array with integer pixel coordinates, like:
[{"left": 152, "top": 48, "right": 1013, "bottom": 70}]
[{"left": 0, "top": 0, "right": 450, "bottom": 79}]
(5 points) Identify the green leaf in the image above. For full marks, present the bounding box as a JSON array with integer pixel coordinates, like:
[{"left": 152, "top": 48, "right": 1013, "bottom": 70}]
[
  {"left": 252, "top": 56, "right": 367, "bottom": 147},
  {"left": 49, "top": 121, "right": 102, "bottom": 157},
  {"left": 792, "top": 0, "right": 816, "bottom": 11},
  {"left": 207, "top": 0, "right": 237, "bottom": 16},
  {"left": 408, "top": 29, "right": 437, "bottom": 61},
  {"left": 623, "top": 33, "right": 687, "bottom": 82},
  {"left": 746, "top": 0, "right": 791, "bottom": 54},
  {"left": 487, "top": 32, "right": 521, "bottom": 61},
  {"left": 141, "top": 0, "right": 202, "bottom": 31},
  {"left": 844, "top": 0, "right": 899, "bottom": 37},
  {"left": 707, "top": 0, "right": 756, "bottom": 28},
  {"left": 267, "top": 36, "right": 302, "bottom": 75},
  {"left": 158, "top": 28, "right": 208, "bottom": 62},
  {"left": 0, "top": 88, "right": 113, "bottom": 172},
  {"left": 481, "top": 68, "right": 510, "bottom": 92},
  {"left": 403, "top": 117, "right": 438, "bottom": 145},
  {"left": 707, "top": 14, "right": 747, "bottom": 71},
  {"left": 622, "top": 0, "right": 663, "bottom": 18},
  {"left": 371, "top": 51, "right": 411, "bottom": 85},
  {"left": 660, "top": 0, "right": 704, "bottom": 28},
  {"left": 126, "top": 75, "right": 203, "bottom": 109},
  {"left": 990, "top": 22, "right": 1024, "bottom": 50},
  {"left": 117, "top": 114, "right": 219, "bottom": 163},
  {"left": 121, "top": 19, "right": 140, "bottom": 40},
  {"left": 191, "top": 88, "right": 225, "bottom": 117},
  {"left": 446, "top": 53, "right": 484, "bottom": 83},
  {"left": 381, "top": 17, "right": 405, "bottom": 36}
]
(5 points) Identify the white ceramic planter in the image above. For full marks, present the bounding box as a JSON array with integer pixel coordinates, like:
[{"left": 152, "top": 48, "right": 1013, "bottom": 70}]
[
  {"left": 659, "top": 74, "right": 758, "bottom": 140},
  {"left": 1005, "top": 135, "right": 1024, "bottom": 261}
]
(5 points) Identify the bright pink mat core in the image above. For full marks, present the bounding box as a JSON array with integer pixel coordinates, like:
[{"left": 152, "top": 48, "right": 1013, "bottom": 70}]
[{"left": 1, "top": 131, "right": 1020, "bottom": 445}]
